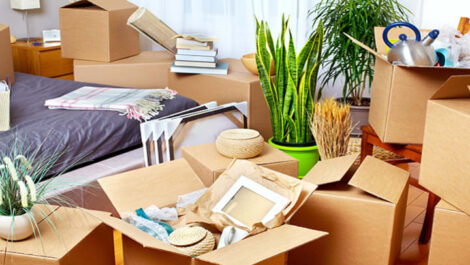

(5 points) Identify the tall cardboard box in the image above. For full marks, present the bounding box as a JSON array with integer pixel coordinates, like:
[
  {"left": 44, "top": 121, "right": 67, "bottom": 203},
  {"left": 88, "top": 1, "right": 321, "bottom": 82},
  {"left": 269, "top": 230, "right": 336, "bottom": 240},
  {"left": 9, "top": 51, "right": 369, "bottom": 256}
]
[
  {"left": 88, "top": 159, "right": 327, "bottom": 265},
  {"left": 428, "top": 200, "right": 470, "bottom": 265},
  {"left": 168, "top": 59, "right": 272, "bottom": 139},
  {"left": 350, "top": 27, "right": 470, "bottom": 144},
  {"left": 289, "top": 155, "right": 409, "bottom": 265},
  {"left": 0, "top": 205, "right": 114, "bottom": 265},
  {"left": 182, "top": 143, "right": 298, "bottom": 186},
  {"left": 59, "top": 0, "right": 140, "bottom": 62},
  {"left": 74, "top": 51, "right": 173, "bottom": 88},
  {"left": 0, "top": 24, "right": 14, "bottom": 84},
  {"left": 419, "top": 75, "right": 470, "bottom": 215}
]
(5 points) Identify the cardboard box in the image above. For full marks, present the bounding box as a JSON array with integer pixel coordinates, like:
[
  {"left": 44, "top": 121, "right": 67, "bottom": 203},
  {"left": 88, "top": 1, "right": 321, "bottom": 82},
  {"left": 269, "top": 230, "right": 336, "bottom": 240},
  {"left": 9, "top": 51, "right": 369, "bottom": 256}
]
[
  {"left": 168, "top": 59, "right": 273, "bottom": 139},
  {"left": 289, "top": 155, "right": 409, "bottom": 265},
  {"left": 350, "top": 27, "right": 470, "bottom": 144},
  {"left": 0, "top": 24, "right": 14, "bottom": 84},
  {"left": 88, "top": 159, "right": 327, "bottom": 265},
  {"left": 59, "top": 0, "right": 140, "bottom": 62},
  {"left": 182, "top": 143, "right": 298, "bottom": 186},
  {"left": 0, "top": 205, "right": 114, "bottom": 265},
  {"left": 74, "top": 51, "right": 173, "bottom": 88},
  {"left": 419, "top": 75, "right": 470, "bottom": 215},
  {"left": 428, "top": 200, "right": 470, "bottom": 265}
]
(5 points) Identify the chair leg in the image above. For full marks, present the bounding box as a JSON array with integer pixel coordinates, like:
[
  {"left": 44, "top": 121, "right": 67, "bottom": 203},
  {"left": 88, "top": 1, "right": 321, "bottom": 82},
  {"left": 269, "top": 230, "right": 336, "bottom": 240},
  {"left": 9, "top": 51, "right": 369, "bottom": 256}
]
[
  {"left": 360, "top": 132, "right": 374, "bottom": 162},
  {"left": 419, "top": 192, "right": 440, "bottom": 244}
]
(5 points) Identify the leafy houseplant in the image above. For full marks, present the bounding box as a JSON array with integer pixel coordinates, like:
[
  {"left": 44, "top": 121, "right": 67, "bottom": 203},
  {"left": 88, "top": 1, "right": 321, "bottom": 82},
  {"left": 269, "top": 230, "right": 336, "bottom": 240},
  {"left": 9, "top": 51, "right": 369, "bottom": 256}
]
[
  {"left": 310, "top": 0, "right": 409, "bottom": 106},
  {"left": 255, "top": 15, "right": 324, "bottom": 176}
]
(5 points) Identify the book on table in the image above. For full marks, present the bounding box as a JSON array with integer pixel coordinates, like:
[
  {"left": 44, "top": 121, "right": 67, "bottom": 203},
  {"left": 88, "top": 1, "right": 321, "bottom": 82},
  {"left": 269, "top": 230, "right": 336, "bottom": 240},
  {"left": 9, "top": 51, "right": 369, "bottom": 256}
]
[
  {"left": 174, "top": 61, "right": 216, "bottom": 68},
  {"left": 176, "top": 43, "right": 213, "bottom": 50},
  {"left": 175, "top": 54, "right": 216, "bottom": 62},
  {"left": 171, "top": 62, "right": 228, "bottom": 75},
  {"left": 177, "top": 48, "right": 218, "bottom": 57}
]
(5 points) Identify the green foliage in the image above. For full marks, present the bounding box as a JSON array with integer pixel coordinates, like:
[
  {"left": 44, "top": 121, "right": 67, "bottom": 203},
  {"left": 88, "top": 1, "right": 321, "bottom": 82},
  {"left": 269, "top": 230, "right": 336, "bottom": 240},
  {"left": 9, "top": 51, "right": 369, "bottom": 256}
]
[
  {"left": 256, "top": 15, "right": 324, "bottom": 144},
  {"left": 310, "top": 0, "right": 409, "bottom": 105}
]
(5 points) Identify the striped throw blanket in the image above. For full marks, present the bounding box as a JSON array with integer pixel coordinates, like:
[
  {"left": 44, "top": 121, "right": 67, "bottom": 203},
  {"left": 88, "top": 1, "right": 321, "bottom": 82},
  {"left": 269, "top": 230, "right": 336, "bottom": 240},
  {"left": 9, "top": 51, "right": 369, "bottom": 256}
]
[{"left": 45, "top": 86, "right": 176, "bottom": 121}]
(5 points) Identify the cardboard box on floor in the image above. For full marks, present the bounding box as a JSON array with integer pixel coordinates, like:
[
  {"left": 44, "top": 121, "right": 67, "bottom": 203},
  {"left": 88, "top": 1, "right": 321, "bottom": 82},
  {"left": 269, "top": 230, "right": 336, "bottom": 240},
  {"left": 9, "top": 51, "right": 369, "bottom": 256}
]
[
  {"left": 0, "top": 205, "right": 115, "bottom": 265},
  {"left": 0, "top": 24, "right": 14, "bottom": 84},
  {"left": 168, "top": 59, "right": 273, "bottom": 139},
  {"left": 59, "top": 0, "right": 140, "bottom": 62},
  {"left": 289, "top": 155, "right": 410, "bottom": 265},
  {"left": 428, "top": 200, "right": 470, "bottom": 265},
  {"left": 348, "top": 27, "right": 470, "bottom": 144},
  {"left": 419, "top": 75, "right": 470, "bottom": 215},
  {"left": 87, "top": 159, "right": 327, "bottom": 265},
  {"left": 182, "top": 143, "right": 298, "bottom": 186},
  {"left": 74, "top": 51, "right": 173, "bottom": 88}
]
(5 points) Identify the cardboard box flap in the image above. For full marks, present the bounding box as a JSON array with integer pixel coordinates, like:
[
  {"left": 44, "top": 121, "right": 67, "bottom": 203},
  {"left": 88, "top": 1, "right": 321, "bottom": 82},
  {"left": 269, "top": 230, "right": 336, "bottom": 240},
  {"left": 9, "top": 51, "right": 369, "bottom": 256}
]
[
  {"left": 62, "top": 0, "right": 135, "bottom": 11},
  {"left": 98, "top": 159, "right": 205, "bottom": 215},
  {"left": 302, "top": 154, "right": 358, "bottom": 186},
  {"left": 197, "top": 224, "right": 327, "bottom": 265},
  {"left": 344, "top": 33, "right": 388, "bottom": 63},
  {"left": 85, "top": 210, "right": 183, "bottom": 255},
  {"left": 430, "top": 75, "right": 470, "bottom": 100},
  {"left": 349, "top": 156, "right": 409, "bottom": 203},
  {"left": 285, "top": 179, "right": 317, "bottom": 222},
  {"left": 436, "top": 200, "right": 460, "bottom": 212}
]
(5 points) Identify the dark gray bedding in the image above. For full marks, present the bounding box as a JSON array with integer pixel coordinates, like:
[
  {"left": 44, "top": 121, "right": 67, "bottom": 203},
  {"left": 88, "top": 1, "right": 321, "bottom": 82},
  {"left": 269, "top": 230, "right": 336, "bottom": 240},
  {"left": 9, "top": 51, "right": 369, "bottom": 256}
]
[{"left": 0, "top": 73, "right": 198, "bottom": 175}]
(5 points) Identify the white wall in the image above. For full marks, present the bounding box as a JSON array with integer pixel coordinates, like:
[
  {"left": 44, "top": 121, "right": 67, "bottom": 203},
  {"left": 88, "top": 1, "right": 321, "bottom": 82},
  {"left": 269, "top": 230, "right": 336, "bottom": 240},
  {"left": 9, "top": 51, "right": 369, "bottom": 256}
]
[{"left": 0, "top": 0, "right": 68, "bottom": 38}]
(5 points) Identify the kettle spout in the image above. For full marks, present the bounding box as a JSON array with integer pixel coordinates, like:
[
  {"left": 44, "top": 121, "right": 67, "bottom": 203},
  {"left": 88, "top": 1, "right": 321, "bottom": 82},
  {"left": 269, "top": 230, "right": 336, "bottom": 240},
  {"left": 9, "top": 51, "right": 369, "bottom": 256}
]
[{"left": 422, "top": 29, "right": 439, "bottom": 46}]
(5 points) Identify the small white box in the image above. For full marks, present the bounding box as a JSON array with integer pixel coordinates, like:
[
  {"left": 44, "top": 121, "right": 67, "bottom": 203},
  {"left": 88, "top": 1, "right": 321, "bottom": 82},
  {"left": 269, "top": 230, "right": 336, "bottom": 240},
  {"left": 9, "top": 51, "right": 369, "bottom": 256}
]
[{"left": 10, "top": 0, "right": 40, "bottom": 10}]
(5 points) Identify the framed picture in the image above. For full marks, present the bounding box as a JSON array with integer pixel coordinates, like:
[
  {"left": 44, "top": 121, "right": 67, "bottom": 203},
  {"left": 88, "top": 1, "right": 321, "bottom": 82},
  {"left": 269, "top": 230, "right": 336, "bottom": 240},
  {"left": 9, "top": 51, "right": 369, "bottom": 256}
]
[{"left": 212, "top": 176, "right": 290, "bottom": 229}]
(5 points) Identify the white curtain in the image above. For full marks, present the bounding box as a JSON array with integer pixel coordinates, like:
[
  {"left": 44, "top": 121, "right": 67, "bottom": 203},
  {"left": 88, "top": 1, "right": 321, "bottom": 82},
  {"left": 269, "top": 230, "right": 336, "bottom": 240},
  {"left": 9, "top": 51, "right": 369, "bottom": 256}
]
[{"left": 129, "top": 0, "right": 316, "bottom": 59}]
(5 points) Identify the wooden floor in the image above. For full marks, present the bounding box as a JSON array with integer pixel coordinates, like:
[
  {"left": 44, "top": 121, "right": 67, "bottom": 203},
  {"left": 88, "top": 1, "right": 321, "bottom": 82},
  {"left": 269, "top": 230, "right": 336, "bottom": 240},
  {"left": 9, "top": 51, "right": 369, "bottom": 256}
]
[{"left": 395, "top": 163, "right": 430, "bottom": 265}]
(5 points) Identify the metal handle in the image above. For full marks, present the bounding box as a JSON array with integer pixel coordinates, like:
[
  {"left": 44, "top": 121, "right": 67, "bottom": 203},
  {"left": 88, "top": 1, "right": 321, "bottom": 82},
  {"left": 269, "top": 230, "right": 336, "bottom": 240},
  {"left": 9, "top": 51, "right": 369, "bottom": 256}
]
[{"left": 383, "top": 22, "right": 421, "bottom": 48}]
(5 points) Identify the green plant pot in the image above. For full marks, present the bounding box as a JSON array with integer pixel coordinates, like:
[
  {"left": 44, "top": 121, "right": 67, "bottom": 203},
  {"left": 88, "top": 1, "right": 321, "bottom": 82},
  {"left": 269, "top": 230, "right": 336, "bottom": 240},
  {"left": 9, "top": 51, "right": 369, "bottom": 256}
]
[{"left": 268, "top": 138, "right": 319, "bottom": 178}]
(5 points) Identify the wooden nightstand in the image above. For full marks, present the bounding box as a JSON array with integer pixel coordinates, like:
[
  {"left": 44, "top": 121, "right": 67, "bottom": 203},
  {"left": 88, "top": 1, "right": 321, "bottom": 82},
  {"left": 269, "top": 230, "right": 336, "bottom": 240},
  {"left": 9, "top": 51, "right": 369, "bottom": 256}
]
[{"left": 11, "top": 39, "right": 74, "bottom": 80}]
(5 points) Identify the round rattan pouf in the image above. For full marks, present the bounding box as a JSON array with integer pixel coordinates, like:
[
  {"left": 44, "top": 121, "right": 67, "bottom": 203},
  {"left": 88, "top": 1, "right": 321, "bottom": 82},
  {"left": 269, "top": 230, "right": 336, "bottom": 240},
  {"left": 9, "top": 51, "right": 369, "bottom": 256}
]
[
  {"left": 216, "top": 129, "right": 264, "bottom": 159},
  {"left": 169, "top": 226, "right": 215, "bottom": 257}
]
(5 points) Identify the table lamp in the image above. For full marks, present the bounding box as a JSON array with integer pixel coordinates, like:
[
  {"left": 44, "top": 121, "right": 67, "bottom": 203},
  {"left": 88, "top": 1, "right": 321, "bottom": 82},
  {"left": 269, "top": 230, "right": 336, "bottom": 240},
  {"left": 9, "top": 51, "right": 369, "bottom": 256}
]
[{"left": 10, "top": 0, "right": 40, "bottom": 42}]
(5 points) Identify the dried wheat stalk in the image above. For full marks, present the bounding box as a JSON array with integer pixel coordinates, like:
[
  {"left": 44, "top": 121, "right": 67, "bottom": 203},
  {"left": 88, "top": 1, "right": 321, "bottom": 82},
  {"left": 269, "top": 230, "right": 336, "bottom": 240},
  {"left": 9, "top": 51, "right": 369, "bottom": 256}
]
[{"left": 310, "top": 98, "right": 354, "bottom": 160}]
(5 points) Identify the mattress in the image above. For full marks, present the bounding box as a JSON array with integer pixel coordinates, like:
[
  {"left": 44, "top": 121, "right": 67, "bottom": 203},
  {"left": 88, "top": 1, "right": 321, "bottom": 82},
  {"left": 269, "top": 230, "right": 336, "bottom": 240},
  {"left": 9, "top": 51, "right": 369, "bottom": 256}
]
[{"left": 0, "top": 73, "right": 198, "bottom": 175}]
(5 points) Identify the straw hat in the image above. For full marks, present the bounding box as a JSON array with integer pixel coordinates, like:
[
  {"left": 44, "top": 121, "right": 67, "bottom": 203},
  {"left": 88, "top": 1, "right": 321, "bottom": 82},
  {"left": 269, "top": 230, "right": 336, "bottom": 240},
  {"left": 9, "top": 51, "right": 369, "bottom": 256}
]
[
  {"left": 216, "top": 129, "right": 264, "bottom": 159},
  {"left": 169, "top": 226, "right": 215, "bottom": 257}
]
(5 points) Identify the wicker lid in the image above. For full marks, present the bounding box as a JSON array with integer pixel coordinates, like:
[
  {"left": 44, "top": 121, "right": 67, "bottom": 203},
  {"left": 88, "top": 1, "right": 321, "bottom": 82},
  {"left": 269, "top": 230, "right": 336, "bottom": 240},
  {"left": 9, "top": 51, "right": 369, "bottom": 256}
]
[
  {"left": 219, "top": 129, "right": 260, "bottom": 140},
  {"left": 168, "top": 226, "right": 207, "bottom": 247}
]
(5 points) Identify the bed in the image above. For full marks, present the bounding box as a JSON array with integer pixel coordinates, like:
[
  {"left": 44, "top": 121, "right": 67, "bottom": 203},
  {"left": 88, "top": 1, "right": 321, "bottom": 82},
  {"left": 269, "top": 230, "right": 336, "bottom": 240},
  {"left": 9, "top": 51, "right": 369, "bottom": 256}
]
[{"left": 0, "top": 73, "right": 198, "bottom": 175}]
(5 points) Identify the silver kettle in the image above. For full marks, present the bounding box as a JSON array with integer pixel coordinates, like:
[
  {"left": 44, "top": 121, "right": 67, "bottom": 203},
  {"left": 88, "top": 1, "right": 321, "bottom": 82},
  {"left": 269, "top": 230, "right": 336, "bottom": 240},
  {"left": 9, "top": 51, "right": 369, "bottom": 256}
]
[{"left": 383, "top": 22, "right": 439, "bottom": 66}]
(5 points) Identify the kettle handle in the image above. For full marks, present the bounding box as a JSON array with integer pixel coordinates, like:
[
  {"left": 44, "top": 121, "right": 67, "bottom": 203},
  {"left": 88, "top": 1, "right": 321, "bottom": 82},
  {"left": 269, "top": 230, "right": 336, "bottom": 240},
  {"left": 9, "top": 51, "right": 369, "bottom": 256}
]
[{"left": 382, "top": 22, "right": 421, "bottom": 48}]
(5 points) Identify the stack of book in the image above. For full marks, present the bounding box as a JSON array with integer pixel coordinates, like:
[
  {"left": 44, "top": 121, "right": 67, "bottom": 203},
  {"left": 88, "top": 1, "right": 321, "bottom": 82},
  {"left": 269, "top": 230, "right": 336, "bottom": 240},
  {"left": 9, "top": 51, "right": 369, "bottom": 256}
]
[{"left": 171, "top": 35, "right": 228, "bottom": 75}]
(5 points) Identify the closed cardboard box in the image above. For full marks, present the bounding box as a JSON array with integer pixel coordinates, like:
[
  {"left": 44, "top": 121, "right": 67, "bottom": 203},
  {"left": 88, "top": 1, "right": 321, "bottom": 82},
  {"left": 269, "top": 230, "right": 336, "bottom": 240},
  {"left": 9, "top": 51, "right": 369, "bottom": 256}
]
[
  {"left": 419, "top": 75, "right": 470, "bottom": 216},
  {"left": 59, "top": 0, "right": 140, "bottom": 62},
  {"left": 0, "top": 24, "right": 14, "bottom": 84},
  {"left": 168, "top": 59, "right": 273, "bottom": 139},
  {"left": 428, "top": 200, "right": 470, "bottom": 265},
  {"left": 0, "top": 205, "right": 114, "bottom": 265},
  {"left": 289, "top": 155, "right": 409, "bottom": 265},
  {"left": 74, "top": 51, "right": 173, "bottom": 88},
  {"left": 350, "top": 27, "right": 470, "bottom": 144},
  {"left": 182, "top": 143, "right": 298, "bottom": 186},
  {"left": 89, "top": 159, "right": 327, "bottom": 265}
]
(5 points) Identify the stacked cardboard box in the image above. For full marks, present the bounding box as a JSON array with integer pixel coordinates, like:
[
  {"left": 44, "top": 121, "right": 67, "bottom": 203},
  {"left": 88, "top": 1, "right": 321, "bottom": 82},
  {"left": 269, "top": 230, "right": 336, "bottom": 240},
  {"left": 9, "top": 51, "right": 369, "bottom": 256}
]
[
  {"left": 418, "top": 75, "right": 470, "bottom": 264},
  {"left": 0, "top": 24, "right": 14, "bottom": 84}
]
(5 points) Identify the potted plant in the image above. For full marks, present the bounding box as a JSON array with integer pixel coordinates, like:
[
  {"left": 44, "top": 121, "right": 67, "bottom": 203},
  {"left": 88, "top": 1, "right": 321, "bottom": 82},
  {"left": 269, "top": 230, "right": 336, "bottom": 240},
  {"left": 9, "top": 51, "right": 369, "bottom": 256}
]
[
  {"left": 0, "top": 140, "right": 74, "bottom": 241},
  {"left": 255, "top": 15, "right": 324, "bottom": 177},
  {"left": 310, "top": 0, "right": 409, "bottom": 135}
]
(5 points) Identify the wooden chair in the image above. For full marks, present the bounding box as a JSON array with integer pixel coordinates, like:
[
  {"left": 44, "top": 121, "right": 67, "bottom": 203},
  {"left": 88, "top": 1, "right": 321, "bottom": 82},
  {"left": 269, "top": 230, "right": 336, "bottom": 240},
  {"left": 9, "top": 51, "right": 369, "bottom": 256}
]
[{"left": 360, "top": 125, "right": 439, "bottom": 244}]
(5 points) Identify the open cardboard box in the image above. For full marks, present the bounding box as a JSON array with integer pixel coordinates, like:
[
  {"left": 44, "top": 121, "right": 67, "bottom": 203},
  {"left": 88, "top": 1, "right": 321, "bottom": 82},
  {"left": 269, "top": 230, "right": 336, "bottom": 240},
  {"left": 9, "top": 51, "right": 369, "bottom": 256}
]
[
  {"left": 427, "top": 200, "right": 470, "bottom": 265},
  {"left": 74, "top": 51, "right": 173, "bottom": 88},
  {"left": 59, "top": 0, "right": 140, "bottom": 62},
  {"left": 86, "top": 159, "right": 327, "bottom": 265},
  {"left": 348, "top": 27, "right": 470, "bottom": 144},
  {"left": 419, "top": 75, "right": 470, "bottom": 216},
  {"left": 289, "top": 155, "right": 409, "bottom": 265},
  {"left": 0, "top": 24, "right": 14, "bottom": 84},
  {"left": 182, "top": 143, "right": 298, "bottom": 186}
]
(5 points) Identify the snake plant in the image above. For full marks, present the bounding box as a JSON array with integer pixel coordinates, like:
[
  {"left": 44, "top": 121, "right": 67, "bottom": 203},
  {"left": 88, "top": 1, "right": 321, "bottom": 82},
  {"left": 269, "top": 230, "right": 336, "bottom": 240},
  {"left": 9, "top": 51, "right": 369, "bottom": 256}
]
[{"left": 255, "top": 15, "right": 324, "bottom": 144}]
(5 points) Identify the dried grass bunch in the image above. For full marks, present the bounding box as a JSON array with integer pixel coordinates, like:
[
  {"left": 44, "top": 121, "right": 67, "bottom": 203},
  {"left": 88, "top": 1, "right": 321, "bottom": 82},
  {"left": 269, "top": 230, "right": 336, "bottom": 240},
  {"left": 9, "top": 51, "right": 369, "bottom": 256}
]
[{"left": 310, "top": 98, "right": 354, "bottom": 160}]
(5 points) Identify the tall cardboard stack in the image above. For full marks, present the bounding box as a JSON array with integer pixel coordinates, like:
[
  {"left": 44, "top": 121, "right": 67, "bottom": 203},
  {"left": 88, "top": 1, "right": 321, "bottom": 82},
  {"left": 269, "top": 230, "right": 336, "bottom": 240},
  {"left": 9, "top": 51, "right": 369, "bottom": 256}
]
[
  {"left": 0, "top": 24, "right": 14, "bottom": 84},
  {"left": 418, "top": 75, "right": 470, "bottom": 265}
]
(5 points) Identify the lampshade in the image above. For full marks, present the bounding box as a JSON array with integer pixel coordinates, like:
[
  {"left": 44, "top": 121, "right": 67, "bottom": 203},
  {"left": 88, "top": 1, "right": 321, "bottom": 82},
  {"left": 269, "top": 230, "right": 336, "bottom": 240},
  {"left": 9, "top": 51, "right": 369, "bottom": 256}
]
[{"left": 10, "top": 0, "right": 40, "bottom": 10}]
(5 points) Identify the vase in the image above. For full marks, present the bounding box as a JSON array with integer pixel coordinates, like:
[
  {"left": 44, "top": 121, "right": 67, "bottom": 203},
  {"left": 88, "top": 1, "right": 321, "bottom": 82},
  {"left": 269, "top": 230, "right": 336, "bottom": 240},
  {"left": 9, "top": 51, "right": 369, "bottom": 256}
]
[
  {"left": 0, "top": 212, "right": 35, "bottom": 241},
  {"left": 268, "top": 138, "right": 319, "bottom": 178}
]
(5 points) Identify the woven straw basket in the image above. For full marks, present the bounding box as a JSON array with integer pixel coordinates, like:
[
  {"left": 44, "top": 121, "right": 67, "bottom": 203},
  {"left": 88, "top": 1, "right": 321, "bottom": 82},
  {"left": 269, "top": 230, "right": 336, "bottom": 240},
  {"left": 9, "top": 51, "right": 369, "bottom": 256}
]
[
  {"left": 169, "top": 226, "right": 215, "bottom": 257},
  {"left": 216, "top": 129, "right": 264, "bottom": 159},
  {"left": 0, "top": 89, "right": 10, "bottom": 131}
]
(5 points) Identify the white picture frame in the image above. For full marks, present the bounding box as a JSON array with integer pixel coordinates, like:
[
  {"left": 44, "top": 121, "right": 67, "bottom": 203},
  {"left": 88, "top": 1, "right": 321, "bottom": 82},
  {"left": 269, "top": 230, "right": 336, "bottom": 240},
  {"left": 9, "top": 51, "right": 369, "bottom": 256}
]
[{"left": 212, "top": 176, "right": 290, "bottom": 229}]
